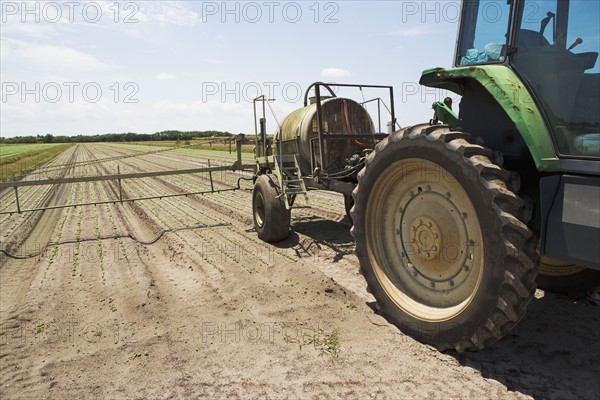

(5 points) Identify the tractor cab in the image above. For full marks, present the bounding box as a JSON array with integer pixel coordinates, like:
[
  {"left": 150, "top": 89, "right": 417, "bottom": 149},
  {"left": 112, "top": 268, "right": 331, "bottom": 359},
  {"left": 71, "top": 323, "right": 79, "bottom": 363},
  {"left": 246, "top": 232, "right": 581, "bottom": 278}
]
[{"left": 456, "top": 0, "right": 600, "bottom": 158}]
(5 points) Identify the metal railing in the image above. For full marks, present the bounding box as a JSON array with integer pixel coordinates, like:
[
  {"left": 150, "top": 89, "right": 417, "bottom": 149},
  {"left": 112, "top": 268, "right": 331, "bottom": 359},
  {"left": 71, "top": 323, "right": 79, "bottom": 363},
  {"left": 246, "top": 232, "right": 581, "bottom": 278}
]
[{"left": 0, "top": 161, "right": 256, "bottom": 215}]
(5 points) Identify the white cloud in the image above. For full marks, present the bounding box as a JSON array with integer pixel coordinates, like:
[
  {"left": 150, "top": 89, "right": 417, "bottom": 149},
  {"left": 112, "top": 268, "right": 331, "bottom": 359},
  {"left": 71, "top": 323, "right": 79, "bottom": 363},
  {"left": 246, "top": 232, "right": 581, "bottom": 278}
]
[
  {"left": 136, "top": 2, "right": 199, "bottom": 26},
  {"left": 321, "top": 67, "right": 352, "bottom": 78},
  {"left": 1, "top": 38, "right": 114, "bottom": 71},
  {"left": 387, "top": 26, "right": 431, "bottom": 38},
  {"left": 156, "top": 72, "right": 176, "bottom": 80}
]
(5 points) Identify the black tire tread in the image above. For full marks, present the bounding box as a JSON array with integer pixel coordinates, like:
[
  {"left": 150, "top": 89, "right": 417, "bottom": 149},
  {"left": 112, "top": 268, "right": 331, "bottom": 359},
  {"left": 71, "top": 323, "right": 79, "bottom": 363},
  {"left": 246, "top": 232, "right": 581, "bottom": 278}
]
[
  {"left": 253, "top": 174, "right": 290, "bottom": 243},
  {"left": 351, "top": 124, "right": 537, "bottom": 352}
]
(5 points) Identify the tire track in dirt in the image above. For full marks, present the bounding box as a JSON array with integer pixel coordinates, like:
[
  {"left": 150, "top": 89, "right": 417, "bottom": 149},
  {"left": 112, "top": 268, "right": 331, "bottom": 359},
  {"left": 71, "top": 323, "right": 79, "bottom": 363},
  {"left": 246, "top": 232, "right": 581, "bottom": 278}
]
[
  {"left": 0, "top": 144, "right": 191, "bottom": 395},
  {"left": 106, "top": 148, "right": 369, "bottom": 301},
  {"left": 86, "top": 145, "right": 367, "bottom": 321},
  {"left": 84, "top": 145, "right": 244, "bottom": 390},
  {"left": 92, "top": 145, "right": 372, "bottom": 304},
  {"left": 0, "top": 145, "right": 86, "bottom": 392}
]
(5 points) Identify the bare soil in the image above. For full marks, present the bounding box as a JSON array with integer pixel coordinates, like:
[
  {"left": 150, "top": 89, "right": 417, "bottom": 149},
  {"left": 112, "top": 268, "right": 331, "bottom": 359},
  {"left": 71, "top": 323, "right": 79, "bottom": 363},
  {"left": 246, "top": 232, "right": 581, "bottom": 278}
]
[{"left": 1, "top": 143, "right": 598, "bottom": 400}]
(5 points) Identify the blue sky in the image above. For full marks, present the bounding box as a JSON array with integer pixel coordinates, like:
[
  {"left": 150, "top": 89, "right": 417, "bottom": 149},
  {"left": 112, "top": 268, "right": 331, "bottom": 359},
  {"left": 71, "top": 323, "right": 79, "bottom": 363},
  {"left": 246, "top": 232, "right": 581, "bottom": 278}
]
[{"left": 1, "top": 1, "right": 460, "bottom": 137}]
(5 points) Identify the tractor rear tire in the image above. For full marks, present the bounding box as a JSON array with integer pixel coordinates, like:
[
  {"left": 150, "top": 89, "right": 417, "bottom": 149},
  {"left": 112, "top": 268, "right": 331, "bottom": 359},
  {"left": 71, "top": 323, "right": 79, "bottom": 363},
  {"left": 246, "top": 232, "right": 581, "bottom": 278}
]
[
  {"left": 252, "top": 174, "right": 290, "bottom": 243},
  {"left": 351, "top": 124, "right": 537, "bottom": 352}
]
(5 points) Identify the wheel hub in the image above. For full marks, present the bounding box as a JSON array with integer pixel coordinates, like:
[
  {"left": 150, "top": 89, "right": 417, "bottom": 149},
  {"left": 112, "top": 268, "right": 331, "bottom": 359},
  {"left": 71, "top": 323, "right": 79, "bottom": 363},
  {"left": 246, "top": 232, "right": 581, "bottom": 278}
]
[
  {"left": 410, "top": 217, "right": 440, "bottom": 261},
  {"left": 398, "top": 188, "right": 472, "bottom": 290}
]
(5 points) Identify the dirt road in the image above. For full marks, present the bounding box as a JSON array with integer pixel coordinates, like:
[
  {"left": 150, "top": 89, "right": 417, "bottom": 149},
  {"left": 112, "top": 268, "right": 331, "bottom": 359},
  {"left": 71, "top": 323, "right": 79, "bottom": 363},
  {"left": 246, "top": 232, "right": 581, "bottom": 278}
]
[{"left": 1, "top": 143, "right": 598, "bottom": 399}]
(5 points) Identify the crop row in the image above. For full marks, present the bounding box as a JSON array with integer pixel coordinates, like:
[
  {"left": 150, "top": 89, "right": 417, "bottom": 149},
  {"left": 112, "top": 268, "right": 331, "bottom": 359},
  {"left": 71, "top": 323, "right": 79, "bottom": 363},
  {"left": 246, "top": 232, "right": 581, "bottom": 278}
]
[
  {"left": 0, "top": 145, "right": 82, "bottom": 243},
  {"left": 3, "top": 143, "right": 352, "bottom": 275},
  {"left": 86, "top": 145, "right": 281, "bottom": 271}
]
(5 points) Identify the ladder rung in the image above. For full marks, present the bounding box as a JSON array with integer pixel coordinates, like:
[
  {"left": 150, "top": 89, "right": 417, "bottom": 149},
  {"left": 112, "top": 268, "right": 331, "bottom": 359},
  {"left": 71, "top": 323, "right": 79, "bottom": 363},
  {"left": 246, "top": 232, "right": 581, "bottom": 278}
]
[
  {"left": 273, "top": 153, "right": 309, "bottom": 210},
  {"left": 276, "top": 154, "right": 298, "bottom": 161},
  {"left": 285, "top": 190, "right": 306, "bottom": 195}
]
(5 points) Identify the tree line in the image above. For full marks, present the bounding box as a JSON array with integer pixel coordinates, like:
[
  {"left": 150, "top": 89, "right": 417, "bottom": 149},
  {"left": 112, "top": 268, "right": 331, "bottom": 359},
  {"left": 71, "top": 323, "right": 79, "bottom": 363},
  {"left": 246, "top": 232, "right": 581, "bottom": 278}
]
[{"left": 0, "top": 130, "right": 234, "bottom": 144}]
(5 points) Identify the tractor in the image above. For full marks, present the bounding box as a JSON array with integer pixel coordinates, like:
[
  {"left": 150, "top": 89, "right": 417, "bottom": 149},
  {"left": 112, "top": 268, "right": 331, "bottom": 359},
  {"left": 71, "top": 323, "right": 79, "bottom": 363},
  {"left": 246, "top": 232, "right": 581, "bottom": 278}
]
[{"left": 250, "top": 0, "right": 600, "bottom": 351}]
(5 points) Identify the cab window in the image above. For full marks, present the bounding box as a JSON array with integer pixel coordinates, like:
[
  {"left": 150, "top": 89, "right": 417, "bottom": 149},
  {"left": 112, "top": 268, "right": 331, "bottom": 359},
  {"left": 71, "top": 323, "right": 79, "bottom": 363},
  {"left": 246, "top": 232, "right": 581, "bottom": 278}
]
[
  {"left": 512, "top": 0, "right": 600, "bottom": 157},
  {"left": 457, "top": 0, "right": 511, "bottom": 65}
]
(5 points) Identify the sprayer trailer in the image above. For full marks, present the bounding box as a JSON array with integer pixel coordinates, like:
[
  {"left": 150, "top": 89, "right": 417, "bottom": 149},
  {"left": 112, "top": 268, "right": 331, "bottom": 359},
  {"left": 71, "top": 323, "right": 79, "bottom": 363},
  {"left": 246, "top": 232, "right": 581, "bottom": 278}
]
[
  {"left": 251, "top": 83, "right": 396, "bottom": 241},
  {"left": 251, "top": 0, "right": 600, "bottom": 352}
]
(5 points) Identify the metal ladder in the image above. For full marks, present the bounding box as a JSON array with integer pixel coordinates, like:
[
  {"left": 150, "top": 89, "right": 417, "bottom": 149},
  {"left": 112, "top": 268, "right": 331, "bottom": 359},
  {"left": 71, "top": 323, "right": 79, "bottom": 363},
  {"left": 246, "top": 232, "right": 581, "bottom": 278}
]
[{"left": 273, "top": 154, "right": 309, "bottom": 210}]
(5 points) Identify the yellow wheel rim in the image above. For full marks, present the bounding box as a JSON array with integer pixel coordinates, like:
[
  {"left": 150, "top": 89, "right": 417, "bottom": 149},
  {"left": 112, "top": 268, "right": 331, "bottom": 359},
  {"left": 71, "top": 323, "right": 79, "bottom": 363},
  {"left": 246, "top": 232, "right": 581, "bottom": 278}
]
[
  {"left": 254, "top": 191, "right": 266, "bottom": 228},
  {"left": 539, "top": 256, "right": 584, "bottom": 277},
  {"left": 365, "top": 159, "right": 484, "bottom": 321}
]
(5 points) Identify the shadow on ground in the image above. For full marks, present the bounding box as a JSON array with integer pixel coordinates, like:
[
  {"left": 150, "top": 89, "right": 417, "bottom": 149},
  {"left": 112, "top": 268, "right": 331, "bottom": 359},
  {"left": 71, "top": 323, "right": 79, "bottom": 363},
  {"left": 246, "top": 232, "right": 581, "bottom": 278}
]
[
  {"left": 275, "top": 217, "right": 354, "bottom": 262},
  {"left": 276, "top": 216, "right": 600, "bottom": 399},
  {"left": 450, "top": 292, "right": 600, "bottom": 399}
]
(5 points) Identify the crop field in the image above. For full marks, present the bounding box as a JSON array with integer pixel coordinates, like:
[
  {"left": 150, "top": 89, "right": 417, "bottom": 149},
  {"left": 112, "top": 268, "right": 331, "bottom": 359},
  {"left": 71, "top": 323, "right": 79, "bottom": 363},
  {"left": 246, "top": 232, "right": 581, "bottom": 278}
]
[
  {"left": 0, "top": 143, "right": 73, "bottom": 183},
  {"left": 0, "top": 143, "right": 66, "bottom": 160},
  {"left": 0, "top": 143, "right": 598, "bottom": 399},
  {"left": 124, "top": 139, "right": 256, "bottom": 154}
]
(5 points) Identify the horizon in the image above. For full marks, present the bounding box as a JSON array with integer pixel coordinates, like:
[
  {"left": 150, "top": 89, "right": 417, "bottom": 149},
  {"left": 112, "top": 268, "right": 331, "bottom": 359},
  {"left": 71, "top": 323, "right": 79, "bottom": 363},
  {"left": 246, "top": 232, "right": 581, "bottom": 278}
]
[{"left": 1, "top": 129, "right": 237, "bottom": 139}]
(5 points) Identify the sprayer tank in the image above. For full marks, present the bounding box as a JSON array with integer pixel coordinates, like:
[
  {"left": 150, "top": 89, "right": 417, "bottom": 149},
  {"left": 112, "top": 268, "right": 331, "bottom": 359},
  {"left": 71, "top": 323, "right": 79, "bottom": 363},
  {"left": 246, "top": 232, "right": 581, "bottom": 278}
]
[{"left": 274, "top": 97, "right": 375, "bottom": 176}]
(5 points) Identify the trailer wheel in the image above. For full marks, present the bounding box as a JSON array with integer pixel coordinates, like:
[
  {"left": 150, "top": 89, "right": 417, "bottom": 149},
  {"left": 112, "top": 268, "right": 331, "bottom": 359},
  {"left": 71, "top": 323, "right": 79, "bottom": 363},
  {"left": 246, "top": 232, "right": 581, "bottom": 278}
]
[
  {"left": 344, "top": 195, "right": 354, "bottom": 223},
  {"left": 351, "top": 124, "right": 537, "bottom": 352},
  {"left": 253, "top": 174, "right": 290, "bottom": 243}
]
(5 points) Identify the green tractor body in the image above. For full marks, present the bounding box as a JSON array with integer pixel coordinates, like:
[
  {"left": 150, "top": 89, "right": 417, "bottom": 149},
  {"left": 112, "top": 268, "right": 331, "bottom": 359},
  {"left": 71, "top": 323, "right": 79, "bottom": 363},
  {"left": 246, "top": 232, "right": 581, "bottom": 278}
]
[
  {"left": 251, "top": 0, "right": 599, "bottom": 351},
  {"left": 421, "top": 0, "right": 600, "bottom": 279}
]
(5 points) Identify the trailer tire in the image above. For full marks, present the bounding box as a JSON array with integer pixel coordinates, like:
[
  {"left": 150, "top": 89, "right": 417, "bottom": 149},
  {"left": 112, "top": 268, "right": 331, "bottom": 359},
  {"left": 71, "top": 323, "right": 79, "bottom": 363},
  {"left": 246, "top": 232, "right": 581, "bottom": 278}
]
[
  {"left": 351, "top": 124, "right": 537, "bottom": 352},
  {"left": 253, "top": 174, "right": 290, "bottom": 243},
  {"left": 344, "top": 195, "right": 354, "bottom": 223}
]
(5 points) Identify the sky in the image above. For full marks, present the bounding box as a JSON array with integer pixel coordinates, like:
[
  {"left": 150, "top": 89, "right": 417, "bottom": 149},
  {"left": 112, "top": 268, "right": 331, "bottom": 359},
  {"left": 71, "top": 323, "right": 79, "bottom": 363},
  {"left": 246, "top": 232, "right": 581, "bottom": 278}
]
[{"left": 0, "top": 1, "right": 462, "bottom": 137}]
